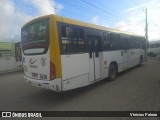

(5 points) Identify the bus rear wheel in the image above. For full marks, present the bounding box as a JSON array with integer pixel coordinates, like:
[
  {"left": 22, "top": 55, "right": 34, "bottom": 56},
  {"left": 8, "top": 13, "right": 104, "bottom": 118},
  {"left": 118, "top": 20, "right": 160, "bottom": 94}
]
[{"left": 108, "top": 63, "right": 117, "bottom": 81}]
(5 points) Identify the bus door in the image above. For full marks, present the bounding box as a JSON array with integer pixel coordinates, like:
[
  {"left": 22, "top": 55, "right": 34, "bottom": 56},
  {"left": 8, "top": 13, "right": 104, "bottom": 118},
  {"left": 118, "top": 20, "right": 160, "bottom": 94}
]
[
  {"left": 87, "top": 35, "right": 102, "bottom": 82},
  {"left": 121, "top": 37, "right": 129, "bottom": 69}
]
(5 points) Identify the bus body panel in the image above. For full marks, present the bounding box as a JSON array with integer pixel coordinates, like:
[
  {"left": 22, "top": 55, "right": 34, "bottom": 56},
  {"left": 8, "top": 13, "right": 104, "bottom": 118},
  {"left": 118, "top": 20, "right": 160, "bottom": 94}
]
[
  {"left": 62, "top": 74, "right": 89, "bottom": 91},
  {"left": 129, "top": 49, "right": 144, "bottom": 67},
  {"left": 61, "top": 53, "right": 90, "bottom": 91},
  {"left": 103, "top": 51, "right": 124, "bottom": 73},
  {"left": 61, "top": 53, "right": 89, "bottom": 80},
  {"left": 23, "top": 50, "right": 50, "bottom": 81},
  {"left": 24, "top": 76, "right": 62, "bottom": 91}
]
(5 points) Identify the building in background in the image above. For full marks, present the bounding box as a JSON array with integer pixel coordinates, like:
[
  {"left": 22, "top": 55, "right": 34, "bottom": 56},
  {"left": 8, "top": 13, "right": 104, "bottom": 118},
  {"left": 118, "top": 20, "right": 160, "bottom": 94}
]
[
  {"left": 0, "top": 42, "right": 15, "bottom": 56},
  {"left": 0, "top": 42, "right": 22, "bottom": 73}
]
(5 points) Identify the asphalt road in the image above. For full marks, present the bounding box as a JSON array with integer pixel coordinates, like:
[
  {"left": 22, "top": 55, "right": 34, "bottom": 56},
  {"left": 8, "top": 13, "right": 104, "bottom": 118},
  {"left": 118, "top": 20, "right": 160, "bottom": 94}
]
[{"left": 0, "top": 57, "right": 160, "bottom": 119}]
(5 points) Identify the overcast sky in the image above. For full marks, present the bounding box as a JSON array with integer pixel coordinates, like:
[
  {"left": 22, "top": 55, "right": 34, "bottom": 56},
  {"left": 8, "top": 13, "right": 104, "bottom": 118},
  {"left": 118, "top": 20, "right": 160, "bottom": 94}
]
[{"left": 1, "top": 0, "right": 160, "bottom": 42}]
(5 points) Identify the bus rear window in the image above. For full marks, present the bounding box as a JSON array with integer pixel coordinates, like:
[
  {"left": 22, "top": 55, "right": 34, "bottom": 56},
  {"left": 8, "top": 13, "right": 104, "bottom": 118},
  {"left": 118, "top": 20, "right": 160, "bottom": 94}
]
[{"left": 21, "top": 19, "right": 49, "bottom": 55}]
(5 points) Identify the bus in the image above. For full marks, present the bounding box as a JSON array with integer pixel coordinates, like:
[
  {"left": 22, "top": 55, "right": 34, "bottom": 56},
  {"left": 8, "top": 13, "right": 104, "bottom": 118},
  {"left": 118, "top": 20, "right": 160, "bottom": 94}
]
[
  {"left": 148, "top": 40, "right": 160, "bottom": 57},
  {"left": 21, "top": 14, "right": 146, "bottom": 92}
]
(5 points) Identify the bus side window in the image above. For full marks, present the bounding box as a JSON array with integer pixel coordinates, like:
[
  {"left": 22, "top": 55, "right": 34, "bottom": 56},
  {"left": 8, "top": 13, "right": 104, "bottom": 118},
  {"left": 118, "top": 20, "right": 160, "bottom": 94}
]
[
  {"left": 73, "top": 28, "right": 85, "bottom": 52},
  {"left": 120, "top": 34, "right": 129, "bottom": 50},
  {"left": 139, "top": 38, "right": 145, "bottom": 49},
  {"left": 61, "top": 25, "right": 85, "bottom": 54},
  {"left": 103, "top": 32, "right": 111, "bottom": 51},
  {"left": 110, "top": 33, "right": 121, "bottom": 50},
  {"left": 130, "top": 36, "right": 136, "bottom": 49},
  {"left": 61, "top": 25, "right": 73, "bottom": 53}
]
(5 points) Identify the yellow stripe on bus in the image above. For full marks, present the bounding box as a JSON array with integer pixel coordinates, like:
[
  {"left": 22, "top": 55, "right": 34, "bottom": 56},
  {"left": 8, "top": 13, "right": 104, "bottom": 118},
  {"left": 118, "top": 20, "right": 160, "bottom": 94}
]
[{"left": 49, "top": 15, "right": 62, "bottom": 78}]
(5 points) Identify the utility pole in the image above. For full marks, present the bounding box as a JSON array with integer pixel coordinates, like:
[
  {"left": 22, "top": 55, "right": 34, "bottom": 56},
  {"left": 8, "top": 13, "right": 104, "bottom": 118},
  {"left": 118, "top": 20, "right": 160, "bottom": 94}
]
[
  {"left": 145, "top": 8, "right": 148, "bottom": 62},
  {"left": 54, "top": 6, "right": 58, "bottom": 15}
]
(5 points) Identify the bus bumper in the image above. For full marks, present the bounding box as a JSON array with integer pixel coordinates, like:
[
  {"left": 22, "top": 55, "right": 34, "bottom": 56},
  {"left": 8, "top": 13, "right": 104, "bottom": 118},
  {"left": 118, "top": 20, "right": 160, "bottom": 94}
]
[{"left": 24, "top": 76, "right": 62, "bottom": 92}]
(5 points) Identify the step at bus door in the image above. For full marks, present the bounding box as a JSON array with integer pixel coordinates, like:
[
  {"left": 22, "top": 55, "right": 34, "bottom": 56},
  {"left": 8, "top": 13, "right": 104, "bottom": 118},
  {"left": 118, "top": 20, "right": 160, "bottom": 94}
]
[{"left": 87, "top": 35, "right": 101, "bottom": 82}]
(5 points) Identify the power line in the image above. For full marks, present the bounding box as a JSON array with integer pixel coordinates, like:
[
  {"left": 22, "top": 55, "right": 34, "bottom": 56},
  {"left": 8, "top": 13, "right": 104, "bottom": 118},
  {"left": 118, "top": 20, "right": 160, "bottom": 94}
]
[
  {"left": 78, "top": 0, "right": 144, "bottom": 27},
  {"left": 80, "top": 0, "right": 123, "bottom": 19},
  {"left": 31, "top": 0, "right": 94, "bottom": 19},
  {"left": 61, "top": 0, "right": 122, "bottom": 25},
  {"left": 32, "top": 0, "right": 144, "bottom": 29}
]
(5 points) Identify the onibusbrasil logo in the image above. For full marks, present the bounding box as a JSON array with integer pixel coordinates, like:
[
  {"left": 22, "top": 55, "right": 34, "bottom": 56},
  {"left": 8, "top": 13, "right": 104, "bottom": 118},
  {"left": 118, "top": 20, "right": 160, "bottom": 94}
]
[{"left": 1, "top": 112, "right": 42, "bottom": 118}]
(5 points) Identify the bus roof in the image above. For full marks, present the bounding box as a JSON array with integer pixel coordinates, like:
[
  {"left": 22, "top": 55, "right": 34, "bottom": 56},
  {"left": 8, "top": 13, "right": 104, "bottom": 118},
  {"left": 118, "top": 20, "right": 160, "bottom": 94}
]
[
  {"left": 21, "top": 15, "right": 51, "bottom": 28},
  {"left": 22, "top": 14, "right": 145, "bottom": 38},
  {"left": 54, "top": 15, "right": 144, "bottom": 37}
]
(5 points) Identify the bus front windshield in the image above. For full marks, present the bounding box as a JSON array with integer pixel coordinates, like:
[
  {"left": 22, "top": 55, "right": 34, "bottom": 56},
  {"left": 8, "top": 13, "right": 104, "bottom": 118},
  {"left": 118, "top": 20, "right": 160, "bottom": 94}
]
[{"left": 21, "top": 19, "right": 49, "bottom": 55}]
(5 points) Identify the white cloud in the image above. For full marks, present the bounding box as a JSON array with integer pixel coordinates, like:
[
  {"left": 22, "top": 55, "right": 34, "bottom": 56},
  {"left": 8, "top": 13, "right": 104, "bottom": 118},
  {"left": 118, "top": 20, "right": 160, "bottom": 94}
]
[
  {"left": 114, "top": 0, "right": 160, "bottom": 41},
  {"left": 31, "top": 0, "right": 55, "bottom": 16},
  {"left": 114, "top": 21, "right": 128, "bottom": 31},
  {"left": 114, "top": 20, "right": 145, "bottom": 36},
  {"left": 0, "top": 0, "right": 30, "bottom": 41},
  {"left": 55, "top": 4, "right": 63, "bottom": 14},
  {"left": 91, "top": 15, "right": 99, "bottom": 24},
  {"left": 0, "top": 0, "right": 63, "bottom": 42},
  {"left": 24, "top": 0, "right": 63, "bottom": 15},
  {"left": 124, "top": 0, "right": 158, "bottom": 13}
]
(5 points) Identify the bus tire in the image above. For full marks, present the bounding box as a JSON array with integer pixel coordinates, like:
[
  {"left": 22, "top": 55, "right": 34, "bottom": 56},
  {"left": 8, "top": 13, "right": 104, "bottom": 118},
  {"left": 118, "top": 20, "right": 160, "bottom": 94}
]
[{"left": 108, "top": 63, "right": 117, "bottom": 81}]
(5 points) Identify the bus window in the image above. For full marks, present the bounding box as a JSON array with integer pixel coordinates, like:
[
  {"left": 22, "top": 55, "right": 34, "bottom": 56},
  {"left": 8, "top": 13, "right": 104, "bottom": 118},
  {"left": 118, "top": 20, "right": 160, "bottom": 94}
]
[
  {"left": 61, "top": 26, "right": 73, "bottom": 53},
  {"left": 130, "top": 36, "right": 137, "bottom": 49},
  {"left": 21, "top": 19, "right": 49, "bottom": 55},
  {"left": 61, "top": 25, "right": 85, "bottom": 54},
  {"left": 110, "top": 33, "right": 121, "bottom": 50},
  {"left": 103, "top": 32, "right": 111, "bottom": 51},
  {"left": 139, "top": 38, "right": 146, "bottom": 49},
  {"left": 120, "top": 34, "right": 129, "bottom": 50}
]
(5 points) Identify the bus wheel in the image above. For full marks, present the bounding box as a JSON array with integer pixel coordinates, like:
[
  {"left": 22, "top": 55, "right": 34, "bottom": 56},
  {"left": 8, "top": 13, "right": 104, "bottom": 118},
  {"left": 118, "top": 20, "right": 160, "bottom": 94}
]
[{"left": 108, "top": 63, "right": 117, "bottom": 81}]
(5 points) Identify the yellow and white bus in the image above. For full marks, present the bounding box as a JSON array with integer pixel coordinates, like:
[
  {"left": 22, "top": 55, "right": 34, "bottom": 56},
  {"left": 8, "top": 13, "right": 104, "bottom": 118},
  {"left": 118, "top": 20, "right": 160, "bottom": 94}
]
[{"left": 21, "top": 14, "right": 146, "bottom": 92}]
